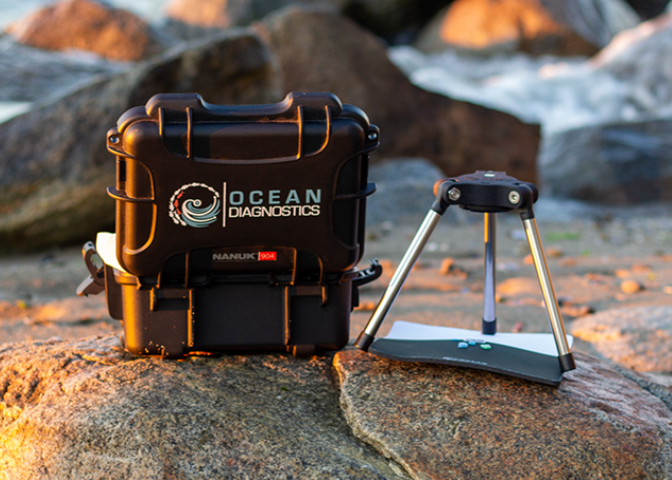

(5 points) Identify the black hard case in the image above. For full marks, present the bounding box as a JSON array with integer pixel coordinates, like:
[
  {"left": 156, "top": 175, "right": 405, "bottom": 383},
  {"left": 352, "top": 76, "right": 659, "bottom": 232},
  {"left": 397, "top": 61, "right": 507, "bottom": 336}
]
[{"left": 104, "top": 92, "right": 380, "bottom": 357}]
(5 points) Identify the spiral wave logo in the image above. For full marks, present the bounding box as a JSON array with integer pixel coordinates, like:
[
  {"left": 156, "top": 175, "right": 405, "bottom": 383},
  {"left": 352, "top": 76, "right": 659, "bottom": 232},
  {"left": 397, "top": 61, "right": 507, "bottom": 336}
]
[{"left": 169, "top": 183, "right": 221, "bottom": 228}]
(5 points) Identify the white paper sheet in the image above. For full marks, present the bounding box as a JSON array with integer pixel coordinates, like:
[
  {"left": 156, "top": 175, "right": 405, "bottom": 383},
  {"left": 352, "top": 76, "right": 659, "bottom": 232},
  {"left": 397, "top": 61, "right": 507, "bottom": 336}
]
[
  {"left": 384, "top": 321, "right": 573, "bottom": 357},
  {"left": 95, "top": 232, "right": 129, "bottom": 274}
]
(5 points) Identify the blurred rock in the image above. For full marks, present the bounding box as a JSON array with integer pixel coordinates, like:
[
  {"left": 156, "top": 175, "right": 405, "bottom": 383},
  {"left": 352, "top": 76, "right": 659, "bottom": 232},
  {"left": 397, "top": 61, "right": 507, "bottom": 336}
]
[
  {"left": 591, "top": 12, "right": 672, "bottom": 92},
  {"left": 341, "top": 0, "right": 447, "bottom": 44},
  {"left": 571, "top": 306, "right": 672, "bottom": 373},
  {"left": 0, "top": 29, "right": 280, "bottom": 252},
  {"left": 255, "top": 6, "right": 541, "bottom": 182},
  {"left": 165, "top": 0, "right": 347, "bottom": 39},
  {"left": 539, "top": 14, "right": 672, "bottom": 203},
  {"left": 0, "top": 335, "right": 408, "bottom": 480},
  {"left": 623, "top": 0, "right": 670, "bottom": 19},
  {"left": 0, "top": 43, "right": 127, "bottom": 103},
  {"left": 415, "top": 0, "right": 638, "bottom": 55},
  {"left": 366, "top": 158, "right": 469, "bottom": 227},
  {"left": 335, "top": 349, "right": 672, "bottom": 479},
  {"left": 540, "top": 115, "right": 672, "bottom": 203},
  {"left": 416, "top": 0, "right": 594, "bottom": 55},
  {"left": 6, "top": 0, "right": 171, "bottom": 62},
  {"left": 165, "top": 0, "right": 444, "bottom": 44}
]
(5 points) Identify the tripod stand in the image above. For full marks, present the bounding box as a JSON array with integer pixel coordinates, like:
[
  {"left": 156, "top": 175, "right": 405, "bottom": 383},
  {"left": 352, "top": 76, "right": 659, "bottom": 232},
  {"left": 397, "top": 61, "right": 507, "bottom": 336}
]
[{"left": 355, "top": 171, "right": 576, "bottom": 385}]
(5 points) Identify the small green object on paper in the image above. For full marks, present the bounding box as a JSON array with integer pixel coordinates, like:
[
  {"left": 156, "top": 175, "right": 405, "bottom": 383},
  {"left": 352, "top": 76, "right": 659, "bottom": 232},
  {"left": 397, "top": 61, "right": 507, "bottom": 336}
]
[{"left": 480, "top": 344, "right": 492, "bottom": 350}]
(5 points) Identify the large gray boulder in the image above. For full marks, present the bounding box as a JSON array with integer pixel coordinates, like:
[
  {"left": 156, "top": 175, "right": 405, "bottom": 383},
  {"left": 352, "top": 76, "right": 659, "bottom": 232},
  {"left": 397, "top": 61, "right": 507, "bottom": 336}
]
[
  {"left": 255, "top": 6, "right": 541, "bottom": 183},
  {"left": 2, "top": 334, "right": 672, "bottom": 478},
  {"left": 336, "top": 349, "right": 672, "bottom": 479},
  {"left": 0, "top": 336, "right": 409, "bottom": 480},
  {"left": 0, "top": 29, "right": 280, "bottom": 252}
]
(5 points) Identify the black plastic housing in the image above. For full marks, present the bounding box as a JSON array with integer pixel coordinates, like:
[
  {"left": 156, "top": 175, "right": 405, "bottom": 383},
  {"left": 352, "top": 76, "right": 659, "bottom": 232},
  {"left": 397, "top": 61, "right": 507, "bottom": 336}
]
[{"left": 104, "top": 92, "right": 381, "bottom": 357}]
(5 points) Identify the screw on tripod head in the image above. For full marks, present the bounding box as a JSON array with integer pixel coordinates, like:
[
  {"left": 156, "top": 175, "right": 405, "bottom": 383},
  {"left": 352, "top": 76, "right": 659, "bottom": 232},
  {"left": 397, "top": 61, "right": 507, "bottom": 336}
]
[
  {"left": 508, "top": 191, "right": 521, "bottom": 205},
  {"left": 448, "top": 188, "right": 461, "bottom": 201}
]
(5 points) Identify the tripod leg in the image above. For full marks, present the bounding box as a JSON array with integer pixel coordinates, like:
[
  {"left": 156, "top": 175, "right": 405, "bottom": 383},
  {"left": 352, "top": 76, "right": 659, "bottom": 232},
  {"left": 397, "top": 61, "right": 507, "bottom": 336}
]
[
  {"left": 355, "top": 210, "right": 443, "bottom": 351},
  {"left": 482, "top": 213, "right": 497, "bottom": 334},
  {"left": 522, "top": 217, "right": 576, "bottom": 372}
]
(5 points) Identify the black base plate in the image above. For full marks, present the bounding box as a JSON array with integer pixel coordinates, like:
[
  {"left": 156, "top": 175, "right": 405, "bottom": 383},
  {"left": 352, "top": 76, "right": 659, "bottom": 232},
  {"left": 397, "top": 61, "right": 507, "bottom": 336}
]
[{"left": 368, "top": 338, "right": 564, "bottom": 386}]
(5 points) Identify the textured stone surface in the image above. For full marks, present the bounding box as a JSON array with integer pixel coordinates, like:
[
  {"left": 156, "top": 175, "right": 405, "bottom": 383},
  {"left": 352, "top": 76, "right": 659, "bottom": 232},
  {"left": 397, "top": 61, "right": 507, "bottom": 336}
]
[
  {"left": 0, "top": 29, "right": 279, "bottom": 251},
  {"left": 255, "top": 6, "right": 541, "bottom": 183},
  {"left": 7, "top": 0, "right": 169, "bottom": 61},
  {"left": 571, "top": 306, "right": 672, "bottom": 373},
  {"left": 0, "top": 335, "right": 410, "bottom": 480},
  {"left": 335, "top": 349, "right": 672, "bottom": 480}
]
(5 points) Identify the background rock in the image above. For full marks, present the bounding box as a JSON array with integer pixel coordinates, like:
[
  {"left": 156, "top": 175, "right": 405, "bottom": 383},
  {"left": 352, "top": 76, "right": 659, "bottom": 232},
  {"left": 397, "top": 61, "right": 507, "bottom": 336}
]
[
  {"left": 415, "top": 0, "right": 638, "bottom": 55},
  {"left": 0, "top": 335, "right": 410, "bottom": 480},
  {"left": 6, "top": 0, "right": 171, "bottom": 61},
  {"left": 571, "top": 306, "right": 672, "bottom": 373},
  {"left": 340, "top": 0, "right": 447, "bottom": 44},
  {"left": 0, "top": 29, "right": 280, "bottom": 252},
  {"left": 622, "top": 0, "right": 670, "bottom": 19},
  {"left": 165, "top": 0, "right": 446, "bottom": 44},
  {"left": 539, "top": 114, "right": 672, "bottom": 203},
  {"left": 0, "top": 42, "right": 127, "bottom": 103},
  {"left": 255, "top": 6, "right": 541, "bottom": 183},
  {"left": 335, "top": 349, "right": 672, "bottom": 480}
]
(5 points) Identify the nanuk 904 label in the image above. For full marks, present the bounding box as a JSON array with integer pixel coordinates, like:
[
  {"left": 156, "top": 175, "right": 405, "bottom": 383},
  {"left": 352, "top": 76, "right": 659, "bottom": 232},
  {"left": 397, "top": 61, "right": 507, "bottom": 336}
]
[
  {"left": 212, "top": 251, "right": 278, "bottom": 262},
  {"left": 169, "top": 182, "right": 322, "bottom": 228}
]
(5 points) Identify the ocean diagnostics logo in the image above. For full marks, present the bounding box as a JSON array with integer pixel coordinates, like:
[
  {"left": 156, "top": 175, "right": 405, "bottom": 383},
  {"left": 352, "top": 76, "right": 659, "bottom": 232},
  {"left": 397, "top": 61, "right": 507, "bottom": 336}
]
[{"left": 169, "top": 183, "right": 221, "bottom": 228}]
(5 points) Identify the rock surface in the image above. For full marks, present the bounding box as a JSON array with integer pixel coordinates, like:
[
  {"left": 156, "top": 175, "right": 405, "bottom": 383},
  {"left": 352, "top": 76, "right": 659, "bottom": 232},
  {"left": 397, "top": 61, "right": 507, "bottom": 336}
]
[
  {"left": 540, "top": 114, "right": 672, "bottom": 203},
  {"left": 335, "top": 349, "right": 672, "bottom": 480},
  {"left": 7, "top": 0, "right": 169, "bottom": 62},
  {"left": 571, "top": 306, "right": 672, "bottom": 373},
  {"left": 0, "top": 29, "right": 280, "bottom": 251},
  {"left": 415, "top": 0, "right": 638, "bottom": 55},
  {"left": 0, "top": 335, "right": 409, "bottom": 480},
  {"left": 255, "top": 6, "right": 541, "bottom": 182}
]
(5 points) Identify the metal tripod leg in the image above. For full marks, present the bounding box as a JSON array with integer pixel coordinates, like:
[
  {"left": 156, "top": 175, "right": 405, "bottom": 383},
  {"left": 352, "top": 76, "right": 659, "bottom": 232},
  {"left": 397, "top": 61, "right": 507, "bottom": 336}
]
[
  {"left": 355, "top": 210, "right": 443, "bottom": 351},
  {"left": 482, "top": 213, "right": 497, "bottom": 334},
  {"left": 523, "top": 217, "right": 576, "bottom": 372}
]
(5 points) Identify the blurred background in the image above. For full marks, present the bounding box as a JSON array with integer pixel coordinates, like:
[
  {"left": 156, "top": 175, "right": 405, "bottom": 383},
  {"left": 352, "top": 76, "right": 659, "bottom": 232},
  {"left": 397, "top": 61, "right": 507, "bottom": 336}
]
[
  {"left": 1, "top": 0, "right": 672, "bottom": 350},
  {"left": 1, "top": 0, "right": 671, "bottom": 252}
]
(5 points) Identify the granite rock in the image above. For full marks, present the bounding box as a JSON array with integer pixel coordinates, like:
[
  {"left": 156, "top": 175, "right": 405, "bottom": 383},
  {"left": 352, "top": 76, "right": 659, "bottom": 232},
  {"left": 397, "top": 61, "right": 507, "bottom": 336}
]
[
  {"left": 0, "top": 29, "right": 280, "bottom": 251},
  {"left": 415, "top": 0, "right": 638, "bottom": 55},
  {"left": 255, "top": 6, "right": 541, "bottom": 182},
  {"left": 571, "top": 306, "right": 672, "bottom": 373},
  {"left": 0, "top": 335, "right": 410, "bottom": 480},
  {"left": 335, "top": 349, "right": 672, "bottom": 480},
  {"left": 6, "top": 0, "right": 170, "bottom": 62}
]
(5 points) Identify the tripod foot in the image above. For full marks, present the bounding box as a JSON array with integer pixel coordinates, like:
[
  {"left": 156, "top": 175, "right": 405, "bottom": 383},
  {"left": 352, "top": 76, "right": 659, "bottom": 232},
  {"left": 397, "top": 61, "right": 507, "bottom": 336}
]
[
  {"left": 559, "top": 353, "right": 576, "bottom": 372},
  {"left": 354, "top": 332, "right": 375, "bottom": 351}
]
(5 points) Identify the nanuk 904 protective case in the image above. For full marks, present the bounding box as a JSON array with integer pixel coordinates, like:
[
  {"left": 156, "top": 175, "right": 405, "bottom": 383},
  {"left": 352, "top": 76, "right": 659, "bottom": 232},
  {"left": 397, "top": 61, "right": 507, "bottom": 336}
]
[{"left": 82, "top": 92, "right": 382, "bottom": 358}]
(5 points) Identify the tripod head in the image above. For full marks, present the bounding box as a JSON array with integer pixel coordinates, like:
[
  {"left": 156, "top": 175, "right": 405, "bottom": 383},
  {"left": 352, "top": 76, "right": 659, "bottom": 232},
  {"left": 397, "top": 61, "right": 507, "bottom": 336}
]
[{"left": 432, "top": 171, "right": 538, "bottom": 216}]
